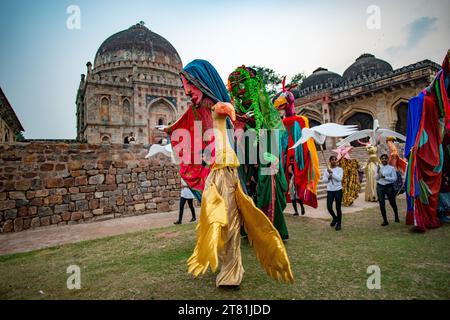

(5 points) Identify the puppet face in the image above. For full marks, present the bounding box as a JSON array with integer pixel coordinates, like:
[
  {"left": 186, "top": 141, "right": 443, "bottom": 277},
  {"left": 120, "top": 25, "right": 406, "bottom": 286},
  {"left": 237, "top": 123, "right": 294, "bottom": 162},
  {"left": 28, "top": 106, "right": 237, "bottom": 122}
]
[
  {"left": 181, "top": 74, "right": 203, "bottom": 106},
  {"left": 228, "top": 67, "right": 257, "bottom": 109}
]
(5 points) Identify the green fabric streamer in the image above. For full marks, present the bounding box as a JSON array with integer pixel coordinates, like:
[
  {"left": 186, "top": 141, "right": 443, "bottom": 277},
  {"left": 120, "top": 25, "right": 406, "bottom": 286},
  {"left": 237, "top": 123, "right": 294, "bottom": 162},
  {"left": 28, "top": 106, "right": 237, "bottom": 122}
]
[
  {"left": 433, "top": 144, "right": 444, "bottom": 173},
  {"left": 418, "top": 179, "right": 432, "bottom": 205},
  {"left": 435, "top": 79, "right": 445, "bottom": 118},
  {"left": 419, "top": 129, "right": 428, "bottom": 148}
]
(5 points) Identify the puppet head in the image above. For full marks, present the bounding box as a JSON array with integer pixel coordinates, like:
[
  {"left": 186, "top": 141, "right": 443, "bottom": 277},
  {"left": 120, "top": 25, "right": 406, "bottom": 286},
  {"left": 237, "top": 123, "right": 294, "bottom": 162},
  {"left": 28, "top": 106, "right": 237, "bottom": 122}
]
[{"left": 274, "top": 76, "right": 297, "bottom": 117}]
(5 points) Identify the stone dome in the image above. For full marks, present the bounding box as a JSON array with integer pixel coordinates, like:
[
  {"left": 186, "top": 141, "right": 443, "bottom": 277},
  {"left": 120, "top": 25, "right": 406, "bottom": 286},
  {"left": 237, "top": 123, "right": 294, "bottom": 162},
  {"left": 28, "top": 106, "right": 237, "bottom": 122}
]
[
  {"left": 343, "top": 53, "right": 393, "bottom": 82},
  {"left": 299, "top": 67, "right": 343, "bottom": 92},
  {"left": 94, "top": 22, "right": 182, "bottom": 69}
]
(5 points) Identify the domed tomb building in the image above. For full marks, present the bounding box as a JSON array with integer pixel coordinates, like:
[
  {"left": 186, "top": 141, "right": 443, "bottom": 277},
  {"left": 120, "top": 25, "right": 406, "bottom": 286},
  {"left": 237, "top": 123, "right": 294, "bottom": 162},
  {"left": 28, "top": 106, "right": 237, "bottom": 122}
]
[
  {"left": 290, "top": 53, "right": 440, "bottom": 148},
  {"left": 76, "top": 22, "right": 189, "bottom": 144}
]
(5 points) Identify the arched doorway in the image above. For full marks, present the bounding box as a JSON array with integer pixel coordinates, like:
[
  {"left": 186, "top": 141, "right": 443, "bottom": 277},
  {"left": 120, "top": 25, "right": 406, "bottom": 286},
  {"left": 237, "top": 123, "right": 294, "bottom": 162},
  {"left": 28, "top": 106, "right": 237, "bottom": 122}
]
[
  {"left": 147, "top": 98, "right": 176, "bottom": 144},
  {"left": 344, "top": 112, "right": 373, "bottom": 147},
  {"left": 395, "top": 102, "right": 408, "bottom": 136},
  {"left": 309, "top": 119, "right": 321, "bottom": 128}
]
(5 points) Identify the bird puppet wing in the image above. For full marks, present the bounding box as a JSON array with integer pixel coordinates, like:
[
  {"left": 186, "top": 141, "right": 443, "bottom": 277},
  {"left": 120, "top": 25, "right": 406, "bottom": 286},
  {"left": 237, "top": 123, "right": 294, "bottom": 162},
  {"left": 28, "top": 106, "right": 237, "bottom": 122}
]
[
  {"left": 377, "top": 129, "right": 406, "bottom": 142},
  {"left": 145, "top": 144, "right": 175, "bottom": 162},
  {"left": 290, "top": 123, "right": 358, "bottom": 149},
  {"left": 336, "top": 129, "right": 375, "bottom": 147}
]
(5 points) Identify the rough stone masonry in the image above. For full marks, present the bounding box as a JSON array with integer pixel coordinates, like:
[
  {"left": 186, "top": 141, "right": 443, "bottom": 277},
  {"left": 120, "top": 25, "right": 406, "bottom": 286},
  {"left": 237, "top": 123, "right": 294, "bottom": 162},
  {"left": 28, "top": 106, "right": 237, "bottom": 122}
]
[{"left": 0, "top": 142, "right": 182, "bottom": 233}]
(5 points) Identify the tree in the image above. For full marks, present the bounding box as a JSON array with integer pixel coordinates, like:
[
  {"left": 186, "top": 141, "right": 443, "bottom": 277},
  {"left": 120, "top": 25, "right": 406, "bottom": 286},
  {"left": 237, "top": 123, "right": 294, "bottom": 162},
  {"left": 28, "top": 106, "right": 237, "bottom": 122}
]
[
  {"left": 249, "top": 66, "right": 283, "bottom": 97},
  {"left": 288, "top": 72, "right": 306, "bottom": 87},
  {"left": 15, "top": 132, "right": 25, "bottom": 142}
]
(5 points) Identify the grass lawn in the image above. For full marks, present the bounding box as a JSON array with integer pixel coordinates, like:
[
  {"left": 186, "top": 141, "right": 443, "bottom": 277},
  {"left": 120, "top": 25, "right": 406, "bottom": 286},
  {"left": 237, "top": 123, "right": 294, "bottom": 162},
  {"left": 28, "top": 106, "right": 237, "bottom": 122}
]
[{"left": 1, "top": 201, "right": 449, "bottom": 300}]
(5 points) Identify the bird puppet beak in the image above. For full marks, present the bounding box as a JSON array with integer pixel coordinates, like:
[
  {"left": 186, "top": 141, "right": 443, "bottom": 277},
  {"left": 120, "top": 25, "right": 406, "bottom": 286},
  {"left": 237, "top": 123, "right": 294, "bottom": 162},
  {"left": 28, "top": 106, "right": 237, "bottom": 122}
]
[
  {"left": 273, "top": 95, "right": 287, "bottom": 110},
  {"left": 212, "top": 102, "right": 236, "bottom": 122}
]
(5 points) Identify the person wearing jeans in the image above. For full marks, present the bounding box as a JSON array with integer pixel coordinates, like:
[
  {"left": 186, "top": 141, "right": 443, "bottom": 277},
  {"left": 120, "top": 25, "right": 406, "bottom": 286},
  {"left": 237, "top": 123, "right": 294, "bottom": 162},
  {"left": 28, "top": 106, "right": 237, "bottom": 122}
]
[
  {"left": 322, "top": 155, "right": 344, "bottom": 231},
  {"left": 375, "top": 154, "right": 399, "bottom": 226}
]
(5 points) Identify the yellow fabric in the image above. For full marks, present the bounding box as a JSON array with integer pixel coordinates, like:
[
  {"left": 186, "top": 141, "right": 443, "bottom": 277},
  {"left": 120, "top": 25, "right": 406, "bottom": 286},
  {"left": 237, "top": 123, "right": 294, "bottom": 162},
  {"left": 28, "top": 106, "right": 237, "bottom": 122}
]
[
  {"left": 187, "top": 109, "right": 294, "bottom": 286},
  {"left": 236, "top": 182, "right": 295, "bottom": 284},
  {"left": 302, "top": 117, "right": 320, "bottom": 193},
  {"left": 364, "top": 146, "right": 379, "bottom": 202},
  {"left": 211, "top": 110, "right": 240, "bottom": 170},
  {"left": 187, "top": 179, "right": 229, "bottom": 277},
  {"left": 340, "top": 158, "right": 361, "bottom": 206}
]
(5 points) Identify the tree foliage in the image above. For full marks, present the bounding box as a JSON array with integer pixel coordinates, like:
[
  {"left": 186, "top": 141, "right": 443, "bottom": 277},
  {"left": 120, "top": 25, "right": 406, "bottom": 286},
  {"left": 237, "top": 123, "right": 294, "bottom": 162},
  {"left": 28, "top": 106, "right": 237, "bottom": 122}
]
[
  {"left": 288, "top": 72, "right": 306, "bottom": 87},
  {"left": 249, "top": 65, "right": 283, "bottom": 97},
  {"left": 15, "top": 132, "right": 25, "bottom": 142}
]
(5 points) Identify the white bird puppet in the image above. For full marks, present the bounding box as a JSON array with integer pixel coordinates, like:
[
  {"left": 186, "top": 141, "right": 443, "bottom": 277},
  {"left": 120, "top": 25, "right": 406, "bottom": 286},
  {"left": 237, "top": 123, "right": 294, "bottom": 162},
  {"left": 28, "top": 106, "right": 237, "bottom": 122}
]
[
  {"left": 145, "top": 125, "right": 176, "bottom": 163},
  {"left": 145, "top": 142, "right": 173, "bottom": 159},
  {"left": 290, "top": 123, "right": 359, "bottom": 150},
  {"left": 336, "top": 119, "right": 406, "bottom": 147}
]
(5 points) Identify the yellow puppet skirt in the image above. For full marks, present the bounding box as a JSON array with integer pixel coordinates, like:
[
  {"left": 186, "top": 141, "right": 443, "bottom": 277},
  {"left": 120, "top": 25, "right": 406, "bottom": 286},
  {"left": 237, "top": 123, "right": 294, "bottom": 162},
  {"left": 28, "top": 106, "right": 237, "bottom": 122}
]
[{"left": 187, "top": 167, "right": 294, "bottom": 287}]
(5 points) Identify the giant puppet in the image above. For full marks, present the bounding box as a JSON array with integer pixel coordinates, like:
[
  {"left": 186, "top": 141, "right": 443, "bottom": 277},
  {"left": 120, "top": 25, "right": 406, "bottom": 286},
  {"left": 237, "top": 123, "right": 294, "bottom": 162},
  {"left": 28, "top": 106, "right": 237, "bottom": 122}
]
[
  {"left": 227, "top": 66, "right": 290, "bottom": 240},
  {"left": 273, "top": 77, "right": 320, "bottom": 209},
  {"left": 404, "top": 50, "right": 450, "bottom": 231},
  {"left": 162, "top": 60, "right": 293, "bottom": 287}
]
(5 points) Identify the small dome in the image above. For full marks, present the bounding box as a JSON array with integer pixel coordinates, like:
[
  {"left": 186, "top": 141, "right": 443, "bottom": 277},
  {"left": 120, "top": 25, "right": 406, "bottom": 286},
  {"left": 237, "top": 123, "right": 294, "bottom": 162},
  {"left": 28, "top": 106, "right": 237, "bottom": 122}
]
[
  {"left": 94, "top": 23, "right": 182, "bottom": 69},
  {"left": 299, "top": 67, "right": 343, "bottom": 92},
  {"left": 343, "top": 53, "right": 393, "bottom": 82}
]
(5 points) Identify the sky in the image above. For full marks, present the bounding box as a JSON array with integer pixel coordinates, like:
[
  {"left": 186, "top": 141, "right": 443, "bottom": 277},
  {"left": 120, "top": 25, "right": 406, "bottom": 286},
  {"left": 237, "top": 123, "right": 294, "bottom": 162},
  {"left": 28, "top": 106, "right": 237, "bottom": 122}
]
[{"left": 0, "top": 0, "right": 449, "bottom": 139}]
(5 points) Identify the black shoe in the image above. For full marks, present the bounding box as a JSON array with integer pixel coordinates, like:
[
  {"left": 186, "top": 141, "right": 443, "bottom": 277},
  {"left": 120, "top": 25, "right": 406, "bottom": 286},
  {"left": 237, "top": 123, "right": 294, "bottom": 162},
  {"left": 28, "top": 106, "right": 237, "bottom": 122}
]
[
  {"left": 395, "top": 218, "right": 400, "bottom": 223},
  {"left": 381, "top": 221, "right": 389, "bottom": 226},
  {"left": 301, "top": 210, "right": 305, "bottom": 216},
  {"left": 330, "top": 219, "right": 337, "bottom": 227},
  {"left": 174, "top": 221, "right": 181, "bottom": 225},
  {"left": 190, "top": 218, "right": 196, "bottom": 222},
  {"left": 335, "top": 224, "right": 341, "bottom": 231},
  {"left": 293, "top": 212, "right": 299, "bottom": 216}
]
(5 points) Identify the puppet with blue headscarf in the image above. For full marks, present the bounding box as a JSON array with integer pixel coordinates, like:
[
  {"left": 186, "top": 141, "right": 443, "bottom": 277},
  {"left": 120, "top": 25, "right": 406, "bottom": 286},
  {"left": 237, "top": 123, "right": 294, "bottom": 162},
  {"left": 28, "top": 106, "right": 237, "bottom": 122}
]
[{"left": 166, "top": 59, "right": 294, "bottom": 288}]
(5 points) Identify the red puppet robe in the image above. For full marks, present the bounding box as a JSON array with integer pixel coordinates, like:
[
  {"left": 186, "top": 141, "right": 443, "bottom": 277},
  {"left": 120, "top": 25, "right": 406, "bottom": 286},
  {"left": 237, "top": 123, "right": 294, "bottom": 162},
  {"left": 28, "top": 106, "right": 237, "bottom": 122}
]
[
  {"left": 405, "top": 53, "right": 449, "bottom": 230},
  {"left": 282, "top": 115, "right": 319, "bottom": 208},
  {"left": 166, "top": 103, "right": 215, "bottom": 202}
]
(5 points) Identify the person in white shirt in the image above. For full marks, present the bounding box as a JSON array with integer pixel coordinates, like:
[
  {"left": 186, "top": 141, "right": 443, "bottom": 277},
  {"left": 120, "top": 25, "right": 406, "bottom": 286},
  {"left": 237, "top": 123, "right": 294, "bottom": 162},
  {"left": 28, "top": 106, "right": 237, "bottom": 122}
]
[
  {"left": 322, "top": 155, "right": 344, "bottom": 231},
  {"left": 375, "top": 154, "right": 399, "bottom": 226},
  {"left": 174, "top": 179, "right": 196, "bottom": 224}
]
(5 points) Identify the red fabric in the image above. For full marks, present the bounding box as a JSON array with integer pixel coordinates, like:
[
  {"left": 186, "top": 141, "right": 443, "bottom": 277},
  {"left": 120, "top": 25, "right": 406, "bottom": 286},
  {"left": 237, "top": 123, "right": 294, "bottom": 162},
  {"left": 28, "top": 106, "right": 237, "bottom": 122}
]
[
  {"left": 406, "top": 94, "right": 442, "bottom": 231},
  {"left": 439, "top": 70, "right": 450, "bottom": 131},
  {"left": 167, "top": 104, "right": 214, "bottom": 194},
  {"left": 283, "top": 116, "right": 317, "bottom": 208}
]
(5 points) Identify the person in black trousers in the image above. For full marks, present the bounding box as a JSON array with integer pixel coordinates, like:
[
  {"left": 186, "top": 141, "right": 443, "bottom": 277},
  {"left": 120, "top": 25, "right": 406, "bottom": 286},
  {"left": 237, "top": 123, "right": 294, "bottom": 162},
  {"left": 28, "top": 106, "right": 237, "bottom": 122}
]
[
  {"left": 174, "top": 179, "right": 196, "bottom": 224},
  {"left": 322, "top": 155, "right": 344, "bottom": 231},
  {"left": 375, "top": 154, "right": 399, "bottom": 226}
]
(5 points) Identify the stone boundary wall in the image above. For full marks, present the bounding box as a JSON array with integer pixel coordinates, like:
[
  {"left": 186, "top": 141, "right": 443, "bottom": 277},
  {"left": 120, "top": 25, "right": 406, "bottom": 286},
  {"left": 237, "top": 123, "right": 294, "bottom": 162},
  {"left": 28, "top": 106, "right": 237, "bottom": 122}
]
[{"left": 0, "top": 142, "right": 182, "bottom": 233}]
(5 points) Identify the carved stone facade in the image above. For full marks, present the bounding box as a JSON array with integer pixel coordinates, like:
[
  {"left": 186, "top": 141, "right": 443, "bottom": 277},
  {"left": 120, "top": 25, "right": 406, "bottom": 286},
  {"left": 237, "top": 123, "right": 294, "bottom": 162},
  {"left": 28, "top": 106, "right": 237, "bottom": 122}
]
[
  {"left": 76, "top": 23, "right": 189, "bottom": 145},
  {"left": 0, "top": 87, "right": 24, "bottom": 143},
  {"left": 291, "top": 54, "right": 440, "bottom": 148}
]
